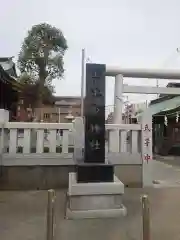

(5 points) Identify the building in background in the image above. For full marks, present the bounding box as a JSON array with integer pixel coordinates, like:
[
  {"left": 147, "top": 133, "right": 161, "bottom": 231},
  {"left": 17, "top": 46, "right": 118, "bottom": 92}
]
[
  {"left": 38, "top": 96, "right": 81, "bottom": 123},
  {"left": 17, "top": 96, "right": 81, "bottom": 123},
  {"left": 54, "top": 96, "right": 81, "bottom": 122},
  {"left": 0, "top": 57, "right": 18, "bottom": 78},
  {"left": 106, "top": 101, "right": 147, "bottom": 124},
  {"left": 0, "top": 57, "right": 22, "bottom": 120},
  {"left": 106, "top": 111, "right": 114, "bottom": 124},
  {"left": 135, "top": 82, "right": 180, "bottom": 156},
  {"left": 0, "top": 58, "right": 81, "bottom": 123},
  {"left": 124, "top": 102, "right": 148, "bottom": 123}
]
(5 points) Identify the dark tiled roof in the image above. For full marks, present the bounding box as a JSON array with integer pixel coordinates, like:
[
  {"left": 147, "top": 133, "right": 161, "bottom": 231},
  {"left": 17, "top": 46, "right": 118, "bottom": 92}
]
[
  {"left": 5, "top": 66, "right": 17, "bottom": 78},
  {"left": 0, "top": 64, "right": 22, "bottom": 91},
  {"left": 167, "top": 82, "right": 180, "bottom": 88},
  {"left": 0, "top": 57, "right": 17, "bottom": 78},
  {"left": 0, "top": 57, "right": 12, "bottom": 62},
  {"left": 0, "top": 65, "right": 11, "bottom": 84}
]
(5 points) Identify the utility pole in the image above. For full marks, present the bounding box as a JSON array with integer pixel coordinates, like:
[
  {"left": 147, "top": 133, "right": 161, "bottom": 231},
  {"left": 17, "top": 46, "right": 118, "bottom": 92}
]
[{"left": 80, "top": 49, "right": 85, "bottom": 117}]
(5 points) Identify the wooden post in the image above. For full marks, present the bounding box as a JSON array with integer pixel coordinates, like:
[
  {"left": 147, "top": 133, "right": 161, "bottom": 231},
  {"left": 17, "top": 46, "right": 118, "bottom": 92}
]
[
  {"left": 47, "top": 189, "right": 56, "bottom": 240},
  {"left": 142, "top": 195, "right": 150, "bottom": 240}
]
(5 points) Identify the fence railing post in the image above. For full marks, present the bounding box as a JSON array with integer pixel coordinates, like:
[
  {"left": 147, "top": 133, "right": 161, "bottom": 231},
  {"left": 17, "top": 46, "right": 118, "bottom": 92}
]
[
  {"left": 0, "top": 109, "right": 9, "bottom": 171},
  {"left": 73, "top": 117, "right": 84, "bottom": 160},
  {"left": 47, "top": 189, "right": 56, "bottom": 240},
  {"left": 142, "top": 195, "right": 150, "bottom": 240}
]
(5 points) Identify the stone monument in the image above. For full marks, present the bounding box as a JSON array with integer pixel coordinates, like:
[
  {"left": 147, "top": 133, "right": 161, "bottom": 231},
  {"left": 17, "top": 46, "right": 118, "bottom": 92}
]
[{"left": 66, "top": 64, "right": 126, "bottom": 219}]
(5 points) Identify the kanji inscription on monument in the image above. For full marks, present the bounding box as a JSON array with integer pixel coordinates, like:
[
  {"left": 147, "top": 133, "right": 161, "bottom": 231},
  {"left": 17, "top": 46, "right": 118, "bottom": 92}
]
[{"left": 76, "top": 64, "right": 114, "bottom": 183}]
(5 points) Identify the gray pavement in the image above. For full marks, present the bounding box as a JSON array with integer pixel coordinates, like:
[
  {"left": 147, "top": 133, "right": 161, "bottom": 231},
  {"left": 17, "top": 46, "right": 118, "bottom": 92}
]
[
  {"left": 153, "top": 158, "right": 180, "bottom": 187},
  {"left": 1, "top": 160, "right": 180, "bottom": 239}
]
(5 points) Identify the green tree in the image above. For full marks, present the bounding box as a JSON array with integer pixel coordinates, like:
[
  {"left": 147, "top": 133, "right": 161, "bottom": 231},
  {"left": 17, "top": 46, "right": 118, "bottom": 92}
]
[{"left": 18, "top": 23, "right": 68, "bottom": 119}]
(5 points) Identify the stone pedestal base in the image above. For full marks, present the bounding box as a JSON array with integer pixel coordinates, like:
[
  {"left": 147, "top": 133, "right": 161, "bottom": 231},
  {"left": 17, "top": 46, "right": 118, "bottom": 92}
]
[
  {"left": 76, "top": 162, "right": 114, "bottom": 183},
  {"left": 66, "top": 172, "right": 127, "bottom": 219}
]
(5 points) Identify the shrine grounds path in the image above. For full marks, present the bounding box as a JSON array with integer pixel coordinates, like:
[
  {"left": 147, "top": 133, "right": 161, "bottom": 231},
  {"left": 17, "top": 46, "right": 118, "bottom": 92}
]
[{"left": 1, "top": 159, "right": 180, "bottom": 240}]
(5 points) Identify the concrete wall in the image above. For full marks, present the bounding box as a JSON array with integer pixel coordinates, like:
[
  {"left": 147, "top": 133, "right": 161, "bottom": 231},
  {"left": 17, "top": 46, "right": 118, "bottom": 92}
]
[
  {"left": 0, "top": 165, "right": 142, "bottom": 190},
  {"left": 115, "top": 165, "right": 142, "bottom": 188},
  {"left": 0, "top": 166, "right": 75, "bottom": 190}
]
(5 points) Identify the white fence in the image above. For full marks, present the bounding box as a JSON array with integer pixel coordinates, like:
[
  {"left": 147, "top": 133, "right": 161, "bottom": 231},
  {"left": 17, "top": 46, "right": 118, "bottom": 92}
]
[
  {"left": 0, "top": 112, "right": 153, "bottom": 186},
  {"left": 0, "top": 122, "right": 141, "bottom": 154},
  {"left": 2, "top": 122, "right": 74, "bottom": 154}
]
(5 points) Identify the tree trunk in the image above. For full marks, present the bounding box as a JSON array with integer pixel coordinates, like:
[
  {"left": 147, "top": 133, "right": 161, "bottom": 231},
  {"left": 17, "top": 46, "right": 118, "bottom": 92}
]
[
  {"left": 36, "top": 67, "right": 46, "bottom": 121},
  {"left": 36, "top": 52, "right": 48, "bottom": 121},
  {"left": 36, "top": 83, "right": 43, "bottom": 121}
]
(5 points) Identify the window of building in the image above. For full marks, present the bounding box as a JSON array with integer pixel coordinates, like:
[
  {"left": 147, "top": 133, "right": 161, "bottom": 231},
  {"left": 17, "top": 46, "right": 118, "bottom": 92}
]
[{"left": 44, "top": 113, "right": 50, "bottom": 119}]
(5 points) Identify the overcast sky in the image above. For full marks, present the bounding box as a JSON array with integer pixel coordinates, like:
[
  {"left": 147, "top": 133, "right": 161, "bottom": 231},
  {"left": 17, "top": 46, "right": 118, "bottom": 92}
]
[{"left": 1, "top": 0, "right": 180, "bottom": 110}]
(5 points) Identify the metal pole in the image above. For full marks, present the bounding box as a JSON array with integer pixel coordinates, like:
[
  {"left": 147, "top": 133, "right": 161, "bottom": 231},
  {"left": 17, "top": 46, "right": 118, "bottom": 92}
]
[
  {"left": 80, "top": 48, "right": 85, "bottom": 117},
  {"left": 142, "top": 195, "right": 150, "bottom": 240},
  {"left": 47, "top": 189, "right": 56, "bottom": 240}
]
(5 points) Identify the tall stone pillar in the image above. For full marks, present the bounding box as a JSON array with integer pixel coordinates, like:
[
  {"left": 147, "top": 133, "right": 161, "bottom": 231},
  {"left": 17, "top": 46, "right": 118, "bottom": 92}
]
[
  {"left": 66, "top": 63, "right": 126, "bottom": 219},
  {"left": 76, "top": 64, "right": 114, "bottom": 183}
]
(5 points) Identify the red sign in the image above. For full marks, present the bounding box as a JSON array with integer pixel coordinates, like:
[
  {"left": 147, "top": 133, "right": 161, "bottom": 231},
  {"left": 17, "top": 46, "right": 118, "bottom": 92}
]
[{"left": 144, "top": 154, "right": 151, "bottom": 163}]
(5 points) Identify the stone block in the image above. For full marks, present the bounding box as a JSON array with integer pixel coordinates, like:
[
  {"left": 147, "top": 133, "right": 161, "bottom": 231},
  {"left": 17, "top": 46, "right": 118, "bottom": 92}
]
[
  {"left": 76, "top": 162, "right": 114, "bottom": 183},
  {"left": 66, "top": 172, "right": 127, "bottom": 219}
]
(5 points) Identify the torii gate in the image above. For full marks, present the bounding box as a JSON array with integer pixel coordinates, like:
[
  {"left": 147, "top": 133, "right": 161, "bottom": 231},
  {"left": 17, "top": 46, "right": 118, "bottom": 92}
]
[
  {"left": 67, "top": 64, "right": 180, "bottom": 219},
  {"left": 111, "top": 67, "right": 180, "bottom": 124}
]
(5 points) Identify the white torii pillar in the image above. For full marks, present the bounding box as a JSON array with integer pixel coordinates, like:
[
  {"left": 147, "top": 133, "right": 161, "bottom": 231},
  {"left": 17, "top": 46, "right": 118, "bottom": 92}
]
[
  {"left": 109, "top": 74, "right": 123, "bottom": 153},
  {"left": 106, "top": 65, "right": 180, "bottom": 187},
  {"left": 113, "top": 74, "right": 123, "bottom": 124}
]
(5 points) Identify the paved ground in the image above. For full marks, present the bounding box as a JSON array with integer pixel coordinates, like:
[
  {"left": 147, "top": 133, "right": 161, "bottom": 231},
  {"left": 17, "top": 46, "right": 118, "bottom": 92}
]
[
  {"left": 157, "top": 155, "right": 180, "bottom": 168},
  {"left": 152, "top": 159, "right": 180, "bottom": 187},
  {"left": 1, "top": 160, "right": 180, "bottom": 240}
]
